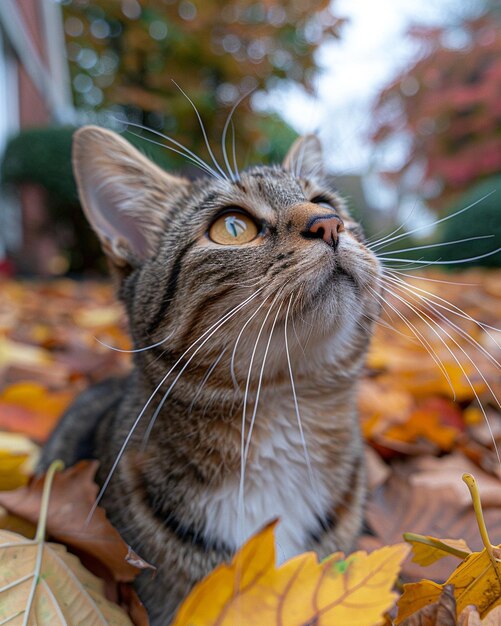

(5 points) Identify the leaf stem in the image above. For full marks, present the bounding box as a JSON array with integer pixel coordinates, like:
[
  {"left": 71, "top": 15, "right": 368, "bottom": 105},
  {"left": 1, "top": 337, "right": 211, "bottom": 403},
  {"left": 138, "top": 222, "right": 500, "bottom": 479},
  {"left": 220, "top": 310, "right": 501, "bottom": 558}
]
[
  {"left": 462, "top": 472, "right": 501, "bottom": 584},
  {"left": 22, "top": 459, "right": 64, "bottom": 626},
  {"left": 402, "top": 532, "right": 470, "bottom": 560},
  {"left": 34, "top": 460, "right": 64, "bottom": 543}
]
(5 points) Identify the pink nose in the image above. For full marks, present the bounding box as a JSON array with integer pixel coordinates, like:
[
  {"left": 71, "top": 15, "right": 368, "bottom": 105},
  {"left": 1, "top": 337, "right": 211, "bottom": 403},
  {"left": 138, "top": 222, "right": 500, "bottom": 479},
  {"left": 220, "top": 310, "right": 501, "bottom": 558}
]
[{"left": 307, "top": 215, "right": 345, "bottom": 247}]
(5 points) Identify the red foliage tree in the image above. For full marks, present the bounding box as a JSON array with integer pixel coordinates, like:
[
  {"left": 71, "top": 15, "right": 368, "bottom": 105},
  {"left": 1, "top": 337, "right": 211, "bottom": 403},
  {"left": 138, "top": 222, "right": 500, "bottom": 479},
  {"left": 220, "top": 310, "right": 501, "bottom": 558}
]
[{"left": 371, "top": 13, "right": 501, "bottom": 209}]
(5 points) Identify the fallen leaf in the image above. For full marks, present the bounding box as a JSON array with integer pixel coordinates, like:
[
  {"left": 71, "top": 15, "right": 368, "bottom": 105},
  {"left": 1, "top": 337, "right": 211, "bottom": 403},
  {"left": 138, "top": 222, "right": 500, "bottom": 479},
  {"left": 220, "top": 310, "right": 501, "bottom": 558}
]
[
  {"left": 405, "top": 534, "right": 472, "bottom": 566},
  {"left": 172, "top": 521, "right": 409, "bottom": 626},
  {"left": 396, "top": 545, "right": 501, "bottom": 624},
  {"left": 0, "top": 432, "right": 40, "bottom": 489},
  {"left": 397, "top": 474, "right": 501, "bottom": 623},
  {"left": 0, "top": 529, "right": 134, "bottom": 625},
  {"left": 399, "top": 584, "right": 456, "bottom": 626},
  {"left": 384, "top": 408, "right": 459, "bottom": 451},
  {"left": 409, "top": 454, "right": 501, "bottom": 507},
  {"left": 0, "top": 460, "right": 155, "bottom": 582},
  {"left": 0, "top": 382, "right": 74, "bottom": 441},
  {"left": 360, "top": 467, "right": 501, "bottom": 581}
]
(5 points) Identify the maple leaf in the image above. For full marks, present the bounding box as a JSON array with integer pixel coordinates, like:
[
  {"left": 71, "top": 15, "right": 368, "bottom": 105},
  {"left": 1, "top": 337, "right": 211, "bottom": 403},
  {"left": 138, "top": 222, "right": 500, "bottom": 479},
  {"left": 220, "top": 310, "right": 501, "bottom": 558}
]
[
  {"left": 172, "top": 521, "right": 409, "bottom": 626},
  {"left": 0, "top": 460, "right": 154, "bottom": 582},
  {"left": 0, "top": 461, "right": 135, "bottom": 625}
]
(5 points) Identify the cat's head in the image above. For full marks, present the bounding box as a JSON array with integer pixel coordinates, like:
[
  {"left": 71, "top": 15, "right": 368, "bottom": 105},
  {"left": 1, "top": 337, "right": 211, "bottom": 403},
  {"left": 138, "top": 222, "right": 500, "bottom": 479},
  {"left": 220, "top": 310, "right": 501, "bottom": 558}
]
[{"left": 73, "top": 126, "right": 381, "bottom": 379}]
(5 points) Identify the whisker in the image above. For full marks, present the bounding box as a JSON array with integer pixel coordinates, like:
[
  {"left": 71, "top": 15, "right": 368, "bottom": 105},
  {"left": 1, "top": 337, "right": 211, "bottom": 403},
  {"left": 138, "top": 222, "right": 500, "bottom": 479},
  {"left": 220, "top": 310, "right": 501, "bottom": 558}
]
[
  {"left": 237, "top": 289, "right": 283, "bottom": 545},
  {"left": 377, "top": 235, "right": 494, "bottom": 256},
  {"left": 366, "top": 198, "right": 419, "bottom": 247},
  {"left": 172, "top": 80, "right": 229, "bottom": 181},
  {"left": 231, "top": 121, "right": 239, "bottom": 182},
  {"left": 368, "top": 283, "right": 455, "bottom": 397},
  {"left": 243, "top": 301, "right": 284, "bottom": 461},
  {"left": 126, "top": 128, "right": 220, "bottom": 179},
  {"left": 385, "top": 275, "right": 501, "bottom": 398},
  {"left": 141, "top": 294, "right": 267, "bottom": 447},
  {"left": 230, "top": 297, "right": 270, "bottom": 389},
  {"left": 87, "top": 287, "right": 264, "bottom": 523},
  {"left": 188, "top": 346, "right": 228, "bottom": 415},
  {"left": 118, "top": 119, "right": 223, "bottom": 180},
  {"left": 377, "top": 280, "right": 501, "bottom": 464},
  {"left": 384, "top": 270, "right": 501, "bottom": 342},
  {"left": 95, "top": 330, "right": 175, "bottom": 354},
  {"left": 221, "top": 90, "right": 252, "bottom": 181},
  {"left": 284, "top": 293, "right": 324, "bottom": 513},
  {"left": 371, "top": 191, "right": 496, "bottom": 250},
  {"left": 378, "top": 247, "right": 501, "bottom": 266},
  {"left": 388, "top": 270, "right": 476, "bottom": 287}
]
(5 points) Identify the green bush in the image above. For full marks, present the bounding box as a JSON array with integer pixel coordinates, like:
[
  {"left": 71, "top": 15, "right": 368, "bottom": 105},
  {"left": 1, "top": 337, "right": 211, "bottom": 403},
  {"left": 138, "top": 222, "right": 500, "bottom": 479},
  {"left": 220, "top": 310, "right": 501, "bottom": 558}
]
[{"left": 435, "top": 176, "right": 501, "bottom": 268}]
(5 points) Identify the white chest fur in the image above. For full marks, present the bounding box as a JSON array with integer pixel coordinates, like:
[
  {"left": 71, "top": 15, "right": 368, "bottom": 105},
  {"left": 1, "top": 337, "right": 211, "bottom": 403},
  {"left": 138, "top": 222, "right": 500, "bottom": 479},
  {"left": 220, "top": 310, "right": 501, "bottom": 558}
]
[{"left": 199, "top": 412, "right": 331, "bottom": 563}]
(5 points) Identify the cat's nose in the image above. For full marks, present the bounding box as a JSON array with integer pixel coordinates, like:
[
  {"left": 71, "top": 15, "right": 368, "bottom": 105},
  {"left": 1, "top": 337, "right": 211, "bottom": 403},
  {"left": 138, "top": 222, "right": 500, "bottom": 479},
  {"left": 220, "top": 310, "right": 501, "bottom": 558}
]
[{"left": 306, "top": 214, "right": 345, "bottom": 248}]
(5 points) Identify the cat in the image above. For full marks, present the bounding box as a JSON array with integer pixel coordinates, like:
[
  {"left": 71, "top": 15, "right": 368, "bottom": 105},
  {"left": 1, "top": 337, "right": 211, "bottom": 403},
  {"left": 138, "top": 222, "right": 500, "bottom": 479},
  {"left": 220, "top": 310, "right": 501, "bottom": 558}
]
[{"left": 39, "top": 125, "right": 382, "bottom": 624}]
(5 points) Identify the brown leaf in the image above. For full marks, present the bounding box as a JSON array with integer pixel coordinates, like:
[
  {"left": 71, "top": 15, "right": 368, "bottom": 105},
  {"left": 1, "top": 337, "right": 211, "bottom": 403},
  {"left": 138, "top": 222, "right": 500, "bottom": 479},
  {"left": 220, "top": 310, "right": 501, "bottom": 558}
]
[
  {"left": 408, "top": 454, "right": 501, "bottom": 507},
  {"left": 0, "top": 460, "right": 155, "bottom": 581},
  {"left": 360, "top": 459, "right": 501, "bottom": 581},
  {"left": 119, "top": 583, "right": 151, "bottom": 626}
]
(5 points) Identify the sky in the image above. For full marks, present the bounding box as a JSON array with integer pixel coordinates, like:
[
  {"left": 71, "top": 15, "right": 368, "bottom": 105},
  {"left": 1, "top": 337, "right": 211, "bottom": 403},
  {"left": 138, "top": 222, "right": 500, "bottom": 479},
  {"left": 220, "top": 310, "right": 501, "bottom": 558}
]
[
  {"left": 261, "top": 0, "right": 482, "bottom": 218},
  {"left": 266, "top": 0, "right": 478, "bottom": 175}
]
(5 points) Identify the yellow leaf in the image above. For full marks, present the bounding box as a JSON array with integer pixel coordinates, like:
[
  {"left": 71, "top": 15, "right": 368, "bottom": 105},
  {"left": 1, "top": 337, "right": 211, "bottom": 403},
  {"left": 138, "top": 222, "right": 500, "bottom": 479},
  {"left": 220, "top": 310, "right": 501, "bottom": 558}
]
[
  {"left": 398, "top": 474, "right": 501, "bottom": 623},
  {"left": 73, "top": 305, "right": 122, "bottom": 328},
  {"left": 396, "top": 548, "right": 501, "bottom": 623},
  {"left": 0, "top": 433, "right": 40, "bottom": 490},
  {"left": 172, "top": 522, "right": 409, "bottom": 626},
  {"left": 404, "top": 532, "right": 472, "bottom": 566}
]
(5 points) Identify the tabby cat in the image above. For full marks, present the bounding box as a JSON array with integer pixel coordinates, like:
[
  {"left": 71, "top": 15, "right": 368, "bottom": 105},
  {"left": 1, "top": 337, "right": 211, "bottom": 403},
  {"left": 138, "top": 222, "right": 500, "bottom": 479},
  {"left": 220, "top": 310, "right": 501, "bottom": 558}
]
[{"left": 39, "top": 125, "right": 381, "bottom": 624}]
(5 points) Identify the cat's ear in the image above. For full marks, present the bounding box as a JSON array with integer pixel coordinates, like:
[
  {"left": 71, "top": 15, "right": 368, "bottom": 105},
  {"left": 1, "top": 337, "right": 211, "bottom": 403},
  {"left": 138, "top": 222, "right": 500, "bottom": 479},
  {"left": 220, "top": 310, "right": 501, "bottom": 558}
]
[
  {"left": 283, "top": 134, "right": 324, "bottom": 178},
  {"left": 72, "top": 125, "right": 188, "bottom": 268}
]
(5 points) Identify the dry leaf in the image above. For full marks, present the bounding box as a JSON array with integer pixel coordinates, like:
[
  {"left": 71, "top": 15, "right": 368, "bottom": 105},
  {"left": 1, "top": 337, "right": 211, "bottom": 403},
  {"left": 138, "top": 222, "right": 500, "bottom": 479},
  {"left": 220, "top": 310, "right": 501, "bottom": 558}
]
[
  {"left": 172, "top": 521, "right": 409, "bottom": 626},
  {"left": 0, "top": 461, "right": 154, "bottom": 582},
  {"left": 409, "top": 454, "right": 501, "bottom": 507},
  {"left": 396, "top": 544, "right": 501, "bottom": 624},
  {"left": 361, "top": 469, "right": 501, "bottom": 581},
  {"left": 0, "top": 528, "right": 134, "bottom": 625},
  {"left": 397, "top": 475, "right": 501, "bottom": 623},
  {"left": 399, "top": 584, "right": 457, "bottom": 626},
  {"left": 405, "top": 535, "right": 472, "bottom": 566}
]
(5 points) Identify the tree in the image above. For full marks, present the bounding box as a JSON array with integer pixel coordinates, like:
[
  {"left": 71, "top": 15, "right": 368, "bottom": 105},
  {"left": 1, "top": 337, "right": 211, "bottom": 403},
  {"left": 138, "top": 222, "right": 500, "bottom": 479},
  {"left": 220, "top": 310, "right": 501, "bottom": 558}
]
[
  {"left": 61, "top": 0, "right": 344, "bottom": 168},
  {"left": 370, "top": 9, "right": 501, "bottom": 209}
]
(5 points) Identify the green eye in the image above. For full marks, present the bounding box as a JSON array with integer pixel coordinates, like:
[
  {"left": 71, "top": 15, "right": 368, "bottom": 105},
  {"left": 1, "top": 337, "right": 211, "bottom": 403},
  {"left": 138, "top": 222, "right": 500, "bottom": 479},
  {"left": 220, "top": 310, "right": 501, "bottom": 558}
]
[{"left": 209, "top": 212, "right": 258, "bottom": 245}]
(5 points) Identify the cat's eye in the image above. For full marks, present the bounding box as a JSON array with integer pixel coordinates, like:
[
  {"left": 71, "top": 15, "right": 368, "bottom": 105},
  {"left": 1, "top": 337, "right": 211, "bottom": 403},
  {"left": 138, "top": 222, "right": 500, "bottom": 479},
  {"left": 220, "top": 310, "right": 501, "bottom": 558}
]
[
  {"left": 311, "top": 195, "right": 337, "bottom": 211},
  {"left": 209, "top": 211, "right": 259, "bottom": 245}
]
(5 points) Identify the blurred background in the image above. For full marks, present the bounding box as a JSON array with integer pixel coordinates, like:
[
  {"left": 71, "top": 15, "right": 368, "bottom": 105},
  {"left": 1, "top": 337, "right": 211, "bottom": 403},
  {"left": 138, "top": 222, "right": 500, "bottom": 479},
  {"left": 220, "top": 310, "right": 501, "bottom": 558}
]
[{"left": 0, "top": 0, "right": 499, "bottom": 276}]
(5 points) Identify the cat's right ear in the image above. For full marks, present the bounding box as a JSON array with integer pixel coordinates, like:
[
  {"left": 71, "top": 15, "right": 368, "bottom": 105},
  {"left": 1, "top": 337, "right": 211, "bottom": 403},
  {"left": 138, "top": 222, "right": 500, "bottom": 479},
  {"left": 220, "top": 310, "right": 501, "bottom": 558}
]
[{"left": 72, "top": 126, "right": 188, "bottom": 270}]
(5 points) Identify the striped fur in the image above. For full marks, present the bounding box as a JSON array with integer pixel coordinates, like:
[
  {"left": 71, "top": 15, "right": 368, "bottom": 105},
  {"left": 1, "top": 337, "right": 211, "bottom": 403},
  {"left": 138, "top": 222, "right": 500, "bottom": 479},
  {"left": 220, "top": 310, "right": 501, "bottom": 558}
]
[{"left": 40, "top": 128, "right": 381, "bottom": 624}]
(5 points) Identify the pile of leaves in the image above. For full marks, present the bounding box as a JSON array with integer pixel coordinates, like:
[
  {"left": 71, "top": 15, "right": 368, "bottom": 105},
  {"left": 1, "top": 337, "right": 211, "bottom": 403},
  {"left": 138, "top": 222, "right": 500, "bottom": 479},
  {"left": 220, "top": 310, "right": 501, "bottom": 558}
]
[{"left": 0, "top": 269, "right": 500, "bottom": 624}]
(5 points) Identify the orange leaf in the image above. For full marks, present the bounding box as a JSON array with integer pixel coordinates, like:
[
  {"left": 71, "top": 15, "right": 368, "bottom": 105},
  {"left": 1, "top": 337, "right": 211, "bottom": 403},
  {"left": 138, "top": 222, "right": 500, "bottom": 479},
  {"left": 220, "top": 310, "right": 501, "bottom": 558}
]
[
  {"left": 0, "top": 382, "right": 74, "bottom": 441},
  {"left": 172, "top": 522, "right": 409, "bottom": 626}
]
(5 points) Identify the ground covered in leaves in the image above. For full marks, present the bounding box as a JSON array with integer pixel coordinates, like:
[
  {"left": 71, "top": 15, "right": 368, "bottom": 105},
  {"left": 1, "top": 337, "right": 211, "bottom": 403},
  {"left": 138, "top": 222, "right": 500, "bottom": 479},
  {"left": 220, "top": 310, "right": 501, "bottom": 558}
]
[{"left": 0, "top": 269, "right": 500, "bottom": 625}]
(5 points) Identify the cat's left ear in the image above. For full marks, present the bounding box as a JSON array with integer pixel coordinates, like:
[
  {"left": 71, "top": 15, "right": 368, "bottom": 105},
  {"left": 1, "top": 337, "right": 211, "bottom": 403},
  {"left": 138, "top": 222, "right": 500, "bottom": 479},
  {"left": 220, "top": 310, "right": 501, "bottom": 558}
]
[
  {"left": 283, "top": 134, "right": 323, "bottom": 178},
  {"left": 72, "top": 125, "right": 188, "bottom": 270}
]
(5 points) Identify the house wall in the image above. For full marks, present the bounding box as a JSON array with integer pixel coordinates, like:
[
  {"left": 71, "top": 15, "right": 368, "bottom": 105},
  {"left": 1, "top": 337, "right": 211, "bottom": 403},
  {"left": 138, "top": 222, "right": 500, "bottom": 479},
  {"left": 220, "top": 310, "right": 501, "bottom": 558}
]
[{"left": 17, "top": 0, "right": 51, "bottom": 127}]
